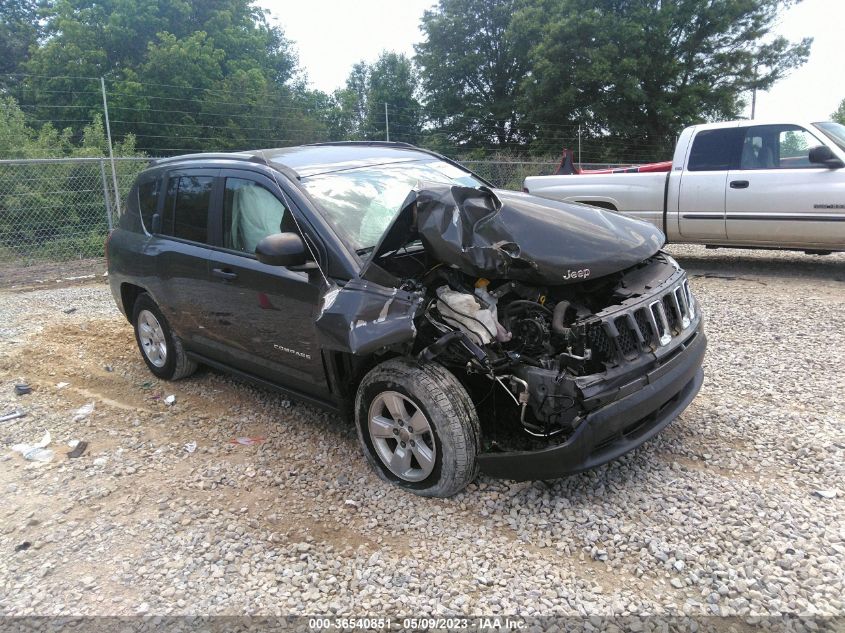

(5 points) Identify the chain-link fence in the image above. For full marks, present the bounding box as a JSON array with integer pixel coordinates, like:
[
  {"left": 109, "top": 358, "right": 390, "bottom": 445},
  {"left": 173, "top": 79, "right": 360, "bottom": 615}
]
[
  {"left": 462, "top": 160, "right": 558, "bottom": 189},
  {"left": 0, "top": 157, "right": 147, "bottom": 271},
  {"left": 463, "top": 159, "right": 634, "bottom": 189}
]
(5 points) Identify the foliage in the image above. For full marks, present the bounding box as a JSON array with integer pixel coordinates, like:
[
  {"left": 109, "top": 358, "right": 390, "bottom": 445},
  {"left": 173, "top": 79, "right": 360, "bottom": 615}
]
[
  {"left": 415, "top": 0, "right": 539, "bottom": 149},
  {"left": 413, "top": 0, "right": 810, "bottom": 159},
  {"left": 0, "top": 0, "right": 816, "bottom": 161},
  {"left": 0, "top": 97, "right": 141, "bottom": 263},
  {"left": 329, "top": 53, "right": 423, "bottom": 144},
  {"left": 518, "top": 0, "right": 812, "bottom": 159},
  {"left": 363, "top": 53, "right": 422, "bottom": 143},
  {"left": 12, "top": 0, "right": 328, "bottom": 154},
  {"left": 0, "top": 0, "right": 40, "bottom": 78},
  {"left": 833, "top": 99, "right": 845, "bottom": 125}
]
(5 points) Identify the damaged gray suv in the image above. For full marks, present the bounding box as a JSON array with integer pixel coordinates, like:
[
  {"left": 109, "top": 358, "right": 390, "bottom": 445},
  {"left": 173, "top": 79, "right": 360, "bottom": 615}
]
[{"left": 107, "top": 142, "right": 706, "bottom": 497}]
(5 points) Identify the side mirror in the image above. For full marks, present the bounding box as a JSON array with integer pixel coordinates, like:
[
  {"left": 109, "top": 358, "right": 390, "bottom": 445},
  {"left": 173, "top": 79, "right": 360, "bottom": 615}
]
[
  {"left": 255, "top": 232, "right": 312, "bottom": 268},
  {"left": 809, "top": 145, "right": 845, "bottom": 169}
]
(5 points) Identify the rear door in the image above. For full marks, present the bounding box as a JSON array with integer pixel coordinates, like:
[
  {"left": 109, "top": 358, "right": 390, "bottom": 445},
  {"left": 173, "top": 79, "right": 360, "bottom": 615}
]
[
  {"left": 202, "top": 169, "right": 330, "bottom": 398},
  {"left": 677, "top": 126, "right": 744, "bottom": 240},
  {"left": 152, "top": 168, "right": 220, "bottom": 349},
  {"left": 725, "top": 124, "right": 845, "bottom": 247}
]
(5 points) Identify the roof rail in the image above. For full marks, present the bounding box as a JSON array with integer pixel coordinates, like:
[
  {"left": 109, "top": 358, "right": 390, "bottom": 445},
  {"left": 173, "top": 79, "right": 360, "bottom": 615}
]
[
  {"left": 305, "top": 141, "right": 418, "bottom": 149},
  {"left": 150, "top": 152, "right": 267, "bottom": 166}
]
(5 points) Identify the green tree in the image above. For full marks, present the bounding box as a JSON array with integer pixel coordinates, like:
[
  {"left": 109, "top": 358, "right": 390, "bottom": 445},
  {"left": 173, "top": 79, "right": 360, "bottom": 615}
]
[
  {"left": 0, "top": 0, "right": 40, "bottom": 78},
  {"left": 329, "top": 62, "right": 370, "bottom": 140},
  {"left": 833, "top": 99, "right": 845, "bottom": 125},
  {"left": 15, "top": 0, "right": 312, "bottom": 154},
  {"left": 415, "top": 0, "right": 539, "bottom": 149},
  {"left": 521, "top": 0, "right": 812, "bottom": 159},
  {"left": 329, "top": 53, "right": 422, "bottom": 143},
  {"left": 362, "top": 52, "right": 421, "bottom": 144}
]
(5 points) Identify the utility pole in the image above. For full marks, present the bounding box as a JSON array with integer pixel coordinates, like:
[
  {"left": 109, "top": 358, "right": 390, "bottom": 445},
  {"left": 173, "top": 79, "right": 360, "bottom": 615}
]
[
  {"left": 751, "top": 65, "right": 758, "bottom": 119},
  {"left": 384, "top": 103, "right": 390, "bottom": 142},
  {"left": 100, "top": 77, "right": 120, "bottom": 216},
  {"left": 577, "top": 125, "right": 582, "bottom": 165}
]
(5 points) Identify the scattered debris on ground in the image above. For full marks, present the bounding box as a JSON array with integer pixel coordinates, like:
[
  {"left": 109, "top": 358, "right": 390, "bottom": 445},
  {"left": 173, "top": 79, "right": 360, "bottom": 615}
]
[{"left": 0, "top": 245, "right": 843, "bottom": 618}]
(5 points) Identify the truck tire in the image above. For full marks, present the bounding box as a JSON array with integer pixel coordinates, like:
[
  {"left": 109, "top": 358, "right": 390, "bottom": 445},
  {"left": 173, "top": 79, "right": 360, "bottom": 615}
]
[
  {"left": 132, "top": 293, "right": 197, "bottom": 381},
  {"left": 355, "top": 358, "right": 480, "bottom": 497}
]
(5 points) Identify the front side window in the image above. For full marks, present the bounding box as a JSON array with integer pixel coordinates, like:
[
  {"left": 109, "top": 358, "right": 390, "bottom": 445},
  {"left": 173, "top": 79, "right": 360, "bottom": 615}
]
[
  {"left": 739, "top": 124, "right": 825, "bottom": 170},
  {"left": 223, "top": 178, "right": 288, "bottom": 254},
  {"left": 162, "top": 175, "right": 213, "bottom": 243},
  {"left": 301, "top": 159, "right": 482, "bottom": 252},
  {"left": 687, "top": 128, "right": 745, "bottom": 171}
]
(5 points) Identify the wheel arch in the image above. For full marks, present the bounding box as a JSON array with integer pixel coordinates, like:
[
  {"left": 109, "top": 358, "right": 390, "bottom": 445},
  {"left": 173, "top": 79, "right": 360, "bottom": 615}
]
[
  {"left": 120, "top": 282, "right": 148, "bottom": 322},
  {"left": 324, "top": 350, "right": 402, "bottom": 419}
]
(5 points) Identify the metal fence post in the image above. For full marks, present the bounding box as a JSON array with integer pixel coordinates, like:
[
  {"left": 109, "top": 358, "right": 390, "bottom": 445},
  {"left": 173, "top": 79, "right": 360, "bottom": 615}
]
[
  {"left": 100, "top": 77, "right": 121, "bottom": 217},
  {"left": 99, "top": 158, "right": 113, "bottom": 230}
]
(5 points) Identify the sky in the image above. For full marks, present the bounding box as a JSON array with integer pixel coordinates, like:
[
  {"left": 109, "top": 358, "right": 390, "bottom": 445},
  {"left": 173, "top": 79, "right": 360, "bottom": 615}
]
[{"left": 259, "top": 0, "right": 843, "bottom": 122}]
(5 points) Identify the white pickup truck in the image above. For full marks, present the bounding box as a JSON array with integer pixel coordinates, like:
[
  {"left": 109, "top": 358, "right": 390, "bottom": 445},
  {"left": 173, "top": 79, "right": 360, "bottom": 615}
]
[{"left": 523, "top": 119, "right": 845, "bottom": 253}]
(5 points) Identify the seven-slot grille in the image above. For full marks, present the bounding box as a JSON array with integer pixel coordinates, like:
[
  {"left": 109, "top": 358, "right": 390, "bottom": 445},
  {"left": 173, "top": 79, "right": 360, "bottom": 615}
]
[{"left": 587, "top": 279, "right": 696, "bottom": 361}]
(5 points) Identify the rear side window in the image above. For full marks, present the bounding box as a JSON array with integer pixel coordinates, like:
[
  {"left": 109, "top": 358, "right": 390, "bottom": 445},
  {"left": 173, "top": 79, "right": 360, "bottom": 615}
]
[
  {"left": 687, "top": 128, "right": 744, "bottom": 171},
  {"left": 162, "top": 175, "right": 213, "bottom": 243},
  {"left": 138, "top": 178, "right": 159, "bottom": 232}
]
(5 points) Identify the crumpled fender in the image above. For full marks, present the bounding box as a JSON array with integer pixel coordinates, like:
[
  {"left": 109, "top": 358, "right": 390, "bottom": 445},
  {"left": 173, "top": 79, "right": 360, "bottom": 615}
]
[{"left": 315, "top": 279, "right": 425, "bottom": 355}]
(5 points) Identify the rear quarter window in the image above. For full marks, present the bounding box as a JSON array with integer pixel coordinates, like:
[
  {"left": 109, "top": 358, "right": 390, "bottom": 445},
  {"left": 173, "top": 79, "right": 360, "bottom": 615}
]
[
  {"left": 138, "top": 178, "right": 159, "bottom": 233},
  {"left": 687, "top": 128, "right": 745, "bottom": 171}
]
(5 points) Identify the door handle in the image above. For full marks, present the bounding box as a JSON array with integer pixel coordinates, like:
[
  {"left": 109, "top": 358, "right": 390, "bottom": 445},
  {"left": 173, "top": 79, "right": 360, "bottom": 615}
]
[
  {"left": 730, "top": 180, "right": 750, "bottom": 189},
  {"left": 212, "top": 268, "right": 238, "bottom": 281}
]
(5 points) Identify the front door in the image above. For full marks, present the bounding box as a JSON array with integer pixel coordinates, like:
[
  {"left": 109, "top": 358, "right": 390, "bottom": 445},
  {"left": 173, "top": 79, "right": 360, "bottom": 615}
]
[
  {"left": 677, "top": 127, "right": 744, "bottom": 241},
  {"left": 202, "top": 170, "right": 330, "bottom": 398},
  {"left": 725, "top": 124, "right": 845, "bottom": 247}
]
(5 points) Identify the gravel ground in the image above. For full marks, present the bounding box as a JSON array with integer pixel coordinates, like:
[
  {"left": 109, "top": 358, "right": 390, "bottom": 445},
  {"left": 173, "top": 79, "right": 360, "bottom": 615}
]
[{"left": 0, "top": 245, "right": 843, "bottom": 625}]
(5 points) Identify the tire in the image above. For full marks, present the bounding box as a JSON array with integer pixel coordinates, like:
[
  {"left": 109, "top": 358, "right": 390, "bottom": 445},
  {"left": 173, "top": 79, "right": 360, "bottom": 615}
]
[
  {"left": 132, "top": 293, "right": 197, "bottom": 381},
  {"left": 355, "top": 358, "right": 480, "bottom": 497}
]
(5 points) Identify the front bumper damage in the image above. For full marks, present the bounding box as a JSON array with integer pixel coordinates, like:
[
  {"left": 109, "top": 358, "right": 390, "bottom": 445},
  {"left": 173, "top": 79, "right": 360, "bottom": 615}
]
[
  {"left": 479, "top": 265, "right": 706, "bottom": 480},
  {"left": 479, "top": 326, "right": 705, "bottom": 480}
]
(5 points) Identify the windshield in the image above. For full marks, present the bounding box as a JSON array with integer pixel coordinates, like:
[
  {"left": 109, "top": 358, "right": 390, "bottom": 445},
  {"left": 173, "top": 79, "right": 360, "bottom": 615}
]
[
  {"left": 814, "top": 121, "right": 845, "bottom": 152},
  {"left": 301, "top": 159, "right": 483, "bottom": 252}
]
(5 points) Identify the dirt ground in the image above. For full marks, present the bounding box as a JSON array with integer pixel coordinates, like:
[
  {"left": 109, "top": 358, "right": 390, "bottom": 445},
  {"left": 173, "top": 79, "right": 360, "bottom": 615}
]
[{"left": 1, "top": 245, "right": 844, "bottom": 623}]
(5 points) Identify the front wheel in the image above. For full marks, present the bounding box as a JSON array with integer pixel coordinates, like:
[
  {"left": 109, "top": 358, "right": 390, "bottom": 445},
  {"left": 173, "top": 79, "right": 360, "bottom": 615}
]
[{"left": 355, "top": 358, "right": 480, "bottom": 497}]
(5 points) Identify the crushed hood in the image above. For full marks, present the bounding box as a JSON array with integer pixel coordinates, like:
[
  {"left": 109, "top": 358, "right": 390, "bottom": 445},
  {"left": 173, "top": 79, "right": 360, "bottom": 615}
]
[{"left": 367, "top": 183, "right": 665, "bottom": 285}]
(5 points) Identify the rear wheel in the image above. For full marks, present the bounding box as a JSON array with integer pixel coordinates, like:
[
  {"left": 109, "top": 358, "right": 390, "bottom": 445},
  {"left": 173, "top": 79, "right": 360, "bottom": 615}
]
[
  {"left": 355, "top": 358, "right": 480, "bottom": 497},
  {"left": 132, "top": 294, "right": 197, "bottom": 381}
]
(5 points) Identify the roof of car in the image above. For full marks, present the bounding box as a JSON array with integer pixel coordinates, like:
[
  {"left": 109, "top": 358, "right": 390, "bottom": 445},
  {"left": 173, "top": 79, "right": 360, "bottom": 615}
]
[
  {"left": 151, "top": 142, "right": 442, "bottom": 179},
  {"left": 686, "top": 119, "right": 830, "bottom": 132}
]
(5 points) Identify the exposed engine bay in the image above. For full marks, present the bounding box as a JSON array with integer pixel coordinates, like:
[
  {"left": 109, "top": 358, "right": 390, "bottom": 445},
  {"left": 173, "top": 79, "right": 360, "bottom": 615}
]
[{"left": 315, "top": 184, "right": 701, "bottom": 449}]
